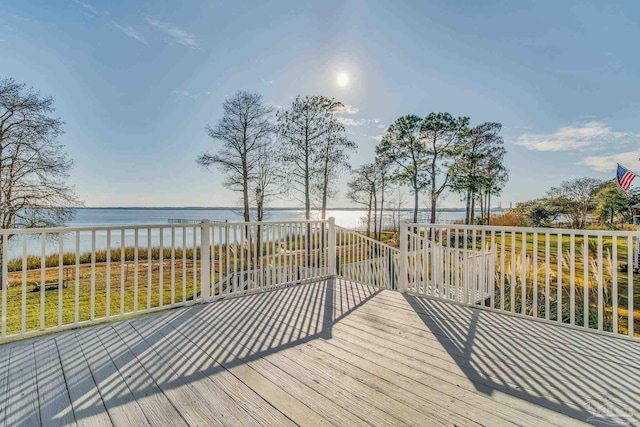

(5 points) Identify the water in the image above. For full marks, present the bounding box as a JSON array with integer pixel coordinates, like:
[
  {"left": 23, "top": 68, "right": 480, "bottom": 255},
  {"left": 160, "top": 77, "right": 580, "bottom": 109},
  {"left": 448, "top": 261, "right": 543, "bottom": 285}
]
[
  {"left": 4, "top": 208, "right": 466, "bottom": 258},
  {"left": 68, "top": 208, "right": 466, "bottom": 229}
]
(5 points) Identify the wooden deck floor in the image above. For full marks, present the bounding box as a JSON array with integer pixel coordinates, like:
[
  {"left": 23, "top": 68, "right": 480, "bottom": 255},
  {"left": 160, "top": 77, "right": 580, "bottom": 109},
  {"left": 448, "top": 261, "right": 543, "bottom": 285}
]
[{"left": 0, "top": 279, "right": 638, "bottom": 426}]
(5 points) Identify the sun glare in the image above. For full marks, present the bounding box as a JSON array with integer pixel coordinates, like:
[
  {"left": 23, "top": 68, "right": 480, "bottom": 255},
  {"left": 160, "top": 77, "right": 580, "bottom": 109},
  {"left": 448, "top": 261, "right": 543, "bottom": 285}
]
[{"left": 337, "top": 72, "right": 349, "bottom": 87}]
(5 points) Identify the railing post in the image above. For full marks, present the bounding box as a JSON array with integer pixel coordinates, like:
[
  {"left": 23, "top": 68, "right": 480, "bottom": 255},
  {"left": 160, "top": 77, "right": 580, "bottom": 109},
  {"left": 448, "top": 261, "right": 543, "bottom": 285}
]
[
  {"left": 328, "top": 217, "right": 337, "bottom": 277},
  {"left": 200, "top": 220, "right": 211, "bottom": 303},
  {"left": 399, "top": 221, "right": 408, "bottom": 293}
]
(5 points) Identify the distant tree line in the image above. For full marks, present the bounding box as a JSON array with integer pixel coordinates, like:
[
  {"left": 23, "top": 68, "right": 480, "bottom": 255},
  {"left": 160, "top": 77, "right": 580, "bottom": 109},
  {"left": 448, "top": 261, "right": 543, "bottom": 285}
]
[{"left": 504, "top": 178, "right": 639, "bottom": 229}]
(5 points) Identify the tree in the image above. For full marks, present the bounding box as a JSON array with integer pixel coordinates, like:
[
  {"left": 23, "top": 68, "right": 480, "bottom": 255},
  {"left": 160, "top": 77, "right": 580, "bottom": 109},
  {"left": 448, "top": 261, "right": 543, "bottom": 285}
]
[
  {"left": 512, "top": 198, "right": 559, "bottom": 227},
  {"left": 374, "top": 156, "right": 392, "bottom": 240},
  {"left": 347, "top": 164, "right": 379, "bottom": 237},
  {"left": 547, "top": 177, "right": 602, "bottom": 229},
  {"left": 376, "top": 115, "right": 430, "bottom": 223},
  {"left": 313, "top": 118, "right": 356, "bottom": 219},
  {"left": 196, "top": 91, "right": 274, "bottom": 222},
  {"left": 251, "top": 145, "right": 281, "bottom": 222},
  {"left": 0, "top": 78, "right": 79, "bottom": 231},
  {"left": 421, "top": 112, "right": 469, "bottom": 224},
  {"left": 593, "top": 180, "right": 633, "bottom": 225},
  {"left": 276, "top": 95, "right": 342, "bottom": 220}
]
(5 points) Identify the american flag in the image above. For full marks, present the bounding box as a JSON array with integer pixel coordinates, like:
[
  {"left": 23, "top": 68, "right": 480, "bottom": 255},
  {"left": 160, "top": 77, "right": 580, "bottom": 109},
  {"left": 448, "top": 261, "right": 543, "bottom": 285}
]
[{"left": 616, "top": 163, "right": 636, "bottom": 195}]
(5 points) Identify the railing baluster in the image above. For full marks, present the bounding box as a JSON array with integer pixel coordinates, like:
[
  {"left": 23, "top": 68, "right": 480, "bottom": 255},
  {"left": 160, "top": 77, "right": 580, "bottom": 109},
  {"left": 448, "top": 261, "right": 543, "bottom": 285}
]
[
  {"left": 40, "top": 233, "right": 46, "bottom": 330},
  {"left": 120, "top": 229, "right": 125, "bottom": 316},
  {"left": 171, "top": 227, "right": 175, "bottom": 305},
  {"left": 500, "top": 230, "right": 505, "bottom": 311},
  {"left": 159, "top": 228, "right": 164, "bottom": 306},
  {"left": 183, "top": 226, "right": 187, "bottom": 301},
  {"left": 533, "top": 232, "right": 538, "bottom": 318},
  {"left": 134, "top": 229, "right": 139, "bottom": 313},
  {"left": 22, "top": 235, "right": 27, "bottom": 334},
  {"left": 90, "top": 230, "right": 96, "bottom": 321},
  {"left": 193, "top": 226, "right": 198, "bottom": 300},
  {"left": 510, "top": 231, "right": 515, "bottom": 313},
  {"left": 612, "top": 236, "right": 618, "bottom": 335},
  {"left": 557, "top": 232, "right": 562, "bottom": 323},
  {"left": 147, "top": 228, "right": 152, "bottom": 310},
  {"left": 584, "top": 233, "right": 589, "bottom": 328},
  {"left": 106, "top": 231, "right": 110, "bottom": 319},
  {"left": 75, "top": 231, "right": 80, "bottom": 324},
  {"left": 489, "top": 230, "right": 495, "bottom": 308},
  {"left": 521, "top": 231, "right": 526, "bottom": 316},
  {"left": 545, "top": 233, "right": 551, "bottom": 321},
  {"left": 597, "top": 234, "right": 604, "bottom": 331},
  {"left": 570, "top": 233, "right": 576, "bottom": 326},
  {"left": 628, "top": 235, "right": 634, "bottom": 337},
  {"left": 2, "top": 235, "right": 7, "bottom": 337}
]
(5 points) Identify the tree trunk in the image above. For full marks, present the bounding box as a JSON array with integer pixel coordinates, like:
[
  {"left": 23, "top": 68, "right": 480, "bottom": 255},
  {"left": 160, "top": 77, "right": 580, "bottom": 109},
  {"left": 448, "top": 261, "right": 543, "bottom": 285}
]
[
  {"left": 378, "top": 181, "right": 385, "bottom": 241},
  {"left": 465, "top": 191, "right": 471, "bottom": 225},
  {"left": 366, "top": 191, "right": 373, "bottom": 237},
  {"left": 486, "top": 191, "right": 491, "bottom": 225},
  {"left": 321, "top": 158, "right": 329, "bottom": 220},
  {"left": 413, "top": 190, "right": 419, "bottom": 223},
  {"left": 429, "top": 198, "right": 436, "bottom": 224},
  {"left": 373, "top": 186, "right": 378, "bottom": 239},
  {"left": 470, "top": 196, "right": 475, "bottom": 225}
]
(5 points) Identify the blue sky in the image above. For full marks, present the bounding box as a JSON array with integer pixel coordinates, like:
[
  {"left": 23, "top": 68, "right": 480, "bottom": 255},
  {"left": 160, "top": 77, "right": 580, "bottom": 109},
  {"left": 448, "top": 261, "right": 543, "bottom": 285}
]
[{"left": 1, "top": 0, "right": 639, "bottom": 208}]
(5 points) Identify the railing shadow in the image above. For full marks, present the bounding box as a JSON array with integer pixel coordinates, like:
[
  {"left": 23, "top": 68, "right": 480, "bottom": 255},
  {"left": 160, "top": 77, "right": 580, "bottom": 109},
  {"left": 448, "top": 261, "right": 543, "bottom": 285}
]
[
  {"left": 0, "top": 279, "right": 380, "bottom": 425},
  {"left": 403, "top": 293, "right": 640, "bottom": 426}
]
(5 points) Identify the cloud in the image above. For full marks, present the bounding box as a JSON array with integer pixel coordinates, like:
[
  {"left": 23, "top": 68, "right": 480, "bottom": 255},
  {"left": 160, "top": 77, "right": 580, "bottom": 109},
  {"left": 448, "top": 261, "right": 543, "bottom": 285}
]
[
  {"left": 337, "top": 117, "right": 367, "bottom": 126},
  {"left": 261, "top": 78, "right": 274, "bottom": 85},
  {"left": 145, "top": 17, "right": 197, "bottom": 47},
  {"left": 335, "top": 104, "right": 359, "bottom": 115},
  {"left": 514, "top": 121, "right": 636, "bottom": 152},
  {"left": 581, "top": 150, "right": 640, "bottom": 172},
  {"left": 369, "top": 134, "right": 384, "bottom": 142},
  {"left": 74, "top": 0, "right": 108, "bottom": 16},
  {"left": 112, "top": 23, "right": 146, "bottom": 44},
  {"left": 171, "top": 90, "right": 191, "bottom": 97}
]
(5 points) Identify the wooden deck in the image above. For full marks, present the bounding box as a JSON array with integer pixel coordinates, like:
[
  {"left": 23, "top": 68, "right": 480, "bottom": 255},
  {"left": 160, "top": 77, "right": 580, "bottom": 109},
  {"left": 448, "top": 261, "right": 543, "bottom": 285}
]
[{"left": 0, "top": 279, "right": 638, "bottom": 426}]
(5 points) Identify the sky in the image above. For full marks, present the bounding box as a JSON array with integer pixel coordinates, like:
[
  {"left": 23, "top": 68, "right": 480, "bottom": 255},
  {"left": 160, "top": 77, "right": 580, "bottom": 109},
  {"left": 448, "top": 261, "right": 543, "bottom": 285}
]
[{"left": 1, "top": 0, "right": 640, "bottom": 208}]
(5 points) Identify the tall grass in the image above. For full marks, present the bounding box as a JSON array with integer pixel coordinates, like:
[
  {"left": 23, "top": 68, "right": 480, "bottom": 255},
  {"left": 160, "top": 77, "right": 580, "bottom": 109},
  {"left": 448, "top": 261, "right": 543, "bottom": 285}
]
[
  {"left": 4, "top": 246, "right": 203, "bottom": 272},
  {"left": 494, "top": 249, "right": 638, "bottom": 335}
]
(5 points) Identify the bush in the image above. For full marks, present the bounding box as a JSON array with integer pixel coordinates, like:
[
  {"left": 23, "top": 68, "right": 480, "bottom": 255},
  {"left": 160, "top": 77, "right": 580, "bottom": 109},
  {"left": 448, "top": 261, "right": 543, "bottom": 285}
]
[{"left": 489, "top": 211, "right": 527, "bottom": 227}]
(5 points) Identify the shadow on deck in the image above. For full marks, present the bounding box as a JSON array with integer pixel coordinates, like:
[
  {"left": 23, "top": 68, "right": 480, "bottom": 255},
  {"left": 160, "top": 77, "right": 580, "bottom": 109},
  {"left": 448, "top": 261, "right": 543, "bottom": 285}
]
[{"left": 1, "top": 279, "right": 638, "bottom": 426}]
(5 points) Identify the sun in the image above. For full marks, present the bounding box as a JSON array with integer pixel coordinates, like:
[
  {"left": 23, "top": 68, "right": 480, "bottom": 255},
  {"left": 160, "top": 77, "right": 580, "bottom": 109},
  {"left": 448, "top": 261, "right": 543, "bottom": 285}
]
[{"left": 337, "top": 72, "right": 349, "bottom": 87}]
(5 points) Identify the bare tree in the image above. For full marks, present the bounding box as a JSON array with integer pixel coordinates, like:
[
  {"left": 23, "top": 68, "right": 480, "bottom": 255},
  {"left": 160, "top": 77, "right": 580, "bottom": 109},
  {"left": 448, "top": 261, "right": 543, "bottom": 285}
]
[
  {"left": 276, "top": 95, "right": 342, "bottom": 220},
  {"left": 314, "top": 119, "right": 356, "bottom": 219},
  {"left": 374, "top": 156, "right": 392, "bottom": 240},
  {"left": 0, "top": 78, "right": 79, "bottom": 231},
  {"left": 251, "top": 145, "right": 281, "bottom": 222},
  {"left": 196, "top": 91, "right": 274, "bottom": 222},
  {"left": 420, "top": 112, "right": 469, "bottom": 224},
  {"left": 347, "top": 164, "right": 378, "bottom": 237}
]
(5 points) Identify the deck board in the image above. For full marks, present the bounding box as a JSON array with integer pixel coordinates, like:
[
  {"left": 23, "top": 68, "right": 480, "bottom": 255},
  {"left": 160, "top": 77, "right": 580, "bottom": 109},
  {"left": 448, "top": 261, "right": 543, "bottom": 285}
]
[
  {"left": 34, "top": 339, "right": 76, "bottom": 426},
  {"left": 0, "top": 279, "right": 638, "bottom": 426}
]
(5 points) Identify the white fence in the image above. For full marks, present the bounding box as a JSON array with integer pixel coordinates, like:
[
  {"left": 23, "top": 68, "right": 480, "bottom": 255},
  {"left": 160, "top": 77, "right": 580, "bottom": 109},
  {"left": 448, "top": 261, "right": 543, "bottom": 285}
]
[
  {"left": 0, "top": 219, "right": 331, "bottom": 342},
  {"left": 400, "top": 222, "right": 639, "bottom": 340},
  {"left": 0, "top": 219, "right": 638, "bottom": 342},
  {"left": 336, "top": 226, "right": 399, "bottom": 290}
]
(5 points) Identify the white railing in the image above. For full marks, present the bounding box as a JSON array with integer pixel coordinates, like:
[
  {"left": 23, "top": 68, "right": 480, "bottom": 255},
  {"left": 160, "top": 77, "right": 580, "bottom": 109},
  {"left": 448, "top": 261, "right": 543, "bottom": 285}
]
[
  {"left": 400, "top": 222, "right": 639, "bottom": 340},
  {"left": 335, "top": 226, "right": 399, "bottom": 290},
  {"left": 1, "top": 218, "right": 637, "bottom": 342},
  {"left": 0, "top": 219, "right": 330, "bottom": 342}
]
